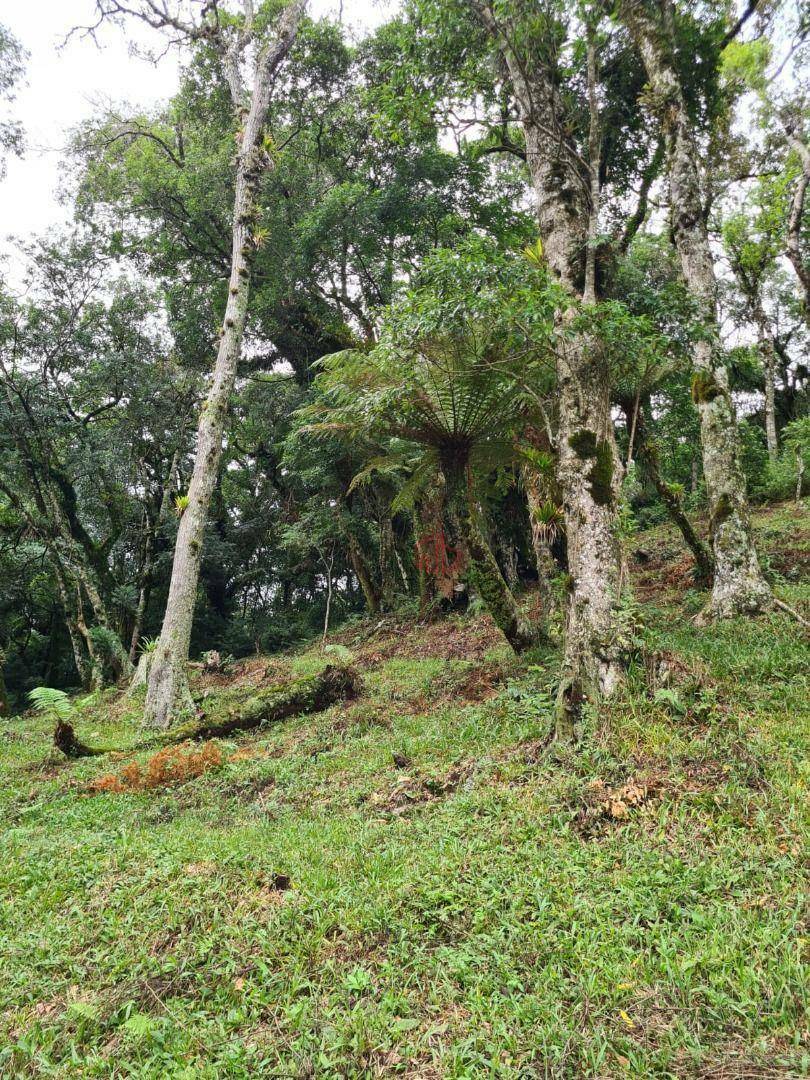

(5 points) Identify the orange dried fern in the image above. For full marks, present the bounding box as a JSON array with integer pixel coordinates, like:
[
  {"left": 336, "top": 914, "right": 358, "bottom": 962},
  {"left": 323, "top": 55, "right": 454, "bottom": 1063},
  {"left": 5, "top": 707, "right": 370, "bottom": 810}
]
[{"left": 88, "top": 742, "right": 224, "bottom": 794}]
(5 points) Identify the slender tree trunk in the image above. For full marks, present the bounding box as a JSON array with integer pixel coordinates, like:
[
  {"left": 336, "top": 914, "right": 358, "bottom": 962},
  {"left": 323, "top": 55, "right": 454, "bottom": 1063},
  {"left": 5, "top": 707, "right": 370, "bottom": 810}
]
[
  {"left": 378, "top": 516, "right": 397, "bottom": 607},
  {"left": 347, "top": 535, "right": 380, "bottom": 614},
  {"left": 797, "top": 447, "right": 805, "bottom": 502},
  {"left": 444, "top": 459, "right": 540, "bottom": 653},
  {"left": 762, "top": 336, "right": 779, "bottom": 464},
  {"left": 144, "top": 3, "right": 305, "bottom": 728},
  {"left": 621, "top": 0, "right": 771, "bottom": 620},
  {"left": 0, "top": 656, "right": 9, "bottom": 717},
  {"left": 130, "top": 451, "right": 180, "bottom": 665},
  {"left": 321, "top": 545, "right": 335, "bottom": 644},
  {"left": 633, "top": 408, "right": 714, "bottom": 584},
  {"left": 53, "top": 566, "right": 90, "bottom": 689},
  {"left": 129, "top": 519, "right": 155, "bottom": 662},
  {"left": 71, "top": 561, "right": 133, "bottom": 682}
]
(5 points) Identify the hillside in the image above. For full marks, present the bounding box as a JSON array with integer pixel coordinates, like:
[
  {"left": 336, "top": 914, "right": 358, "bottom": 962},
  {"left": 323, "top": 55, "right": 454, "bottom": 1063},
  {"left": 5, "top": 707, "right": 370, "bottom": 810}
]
[{"left": 1, "top": 503, "right": 808, "bottom": 1078}]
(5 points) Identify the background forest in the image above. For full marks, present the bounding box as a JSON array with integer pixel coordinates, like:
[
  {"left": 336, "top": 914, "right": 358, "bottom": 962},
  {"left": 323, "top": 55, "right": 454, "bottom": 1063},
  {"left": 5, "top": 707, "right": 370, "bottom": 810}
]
[{"left": 0, "top": 0, "right": 806, "bottom": 722}]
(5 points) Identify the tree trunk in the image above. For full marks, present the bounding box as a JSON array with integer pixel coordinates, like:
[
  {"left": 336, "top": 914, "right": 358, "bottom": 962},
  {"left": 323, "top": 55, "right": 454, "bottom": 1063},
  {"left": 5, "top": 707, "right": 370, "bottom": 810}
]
[
  {"left": 748, "top": 297, "right": 780, "bottom": 463},
  {"left": 634, "top": 410, "right": 714, "bottom": 584},
  {"left": 378, "top": 516, "right": 398, "bottom": 608},
  {"left": 0, "top": 660, "right": 9, "bottom": 717},
  {"left": 58, "top": 665, "right": 360, "bottom": 757},
  {"left": 785, "top": 132, "right": 810, "bottom": 323},
  {"left": 53, "top": 563, "right": 91, "bottom": 689},
  {"left": 620, "top": 0, "right": 771, "bottom": 620},
  {"left": 797, "top": 447, "right": 805, "bottom": 502},
  {"left": 762, "top": 336, "right": 779, "bottom": 464},
  {"left": 556, "top": 334, "right": 626, "bottom": 712},
  {"left": 347, "top": 535, "right": 380, "bottom": 614},
  {"left": 445, "top": 460, "right": 541, "bottom": 653},
  {"left": 473, "top": 1, "right": 625, "bottom": 723},
  {"left": 129, "top": 520, "right": 155, "bottom": 662},
  {"left": 144, "top": 4, "right": 305, "bottom": 728}
]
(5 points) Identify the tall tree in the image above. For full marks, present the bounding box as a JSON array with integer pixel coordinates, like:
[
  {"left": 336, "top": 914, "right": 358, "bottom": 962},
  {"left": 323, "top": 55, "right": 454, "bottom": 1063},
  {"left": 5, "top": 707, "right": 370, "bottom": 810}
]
[
  {"left": 92, "top": 1, "right": 307, "bottom": 726},
  {"left": 468, "top": 2, "right": 627, "bottom": 728},
  {"left": 618, "top": 0, "right": 772, "bottom": 619}
]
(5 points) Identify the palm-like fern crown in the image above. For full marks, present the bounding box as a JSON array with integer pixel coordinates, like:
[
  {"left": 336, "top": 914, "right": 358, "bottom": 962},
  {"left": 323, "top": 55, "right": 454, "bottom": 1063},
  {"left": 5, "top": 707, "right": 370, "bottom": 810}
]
[{"left": 305, "top": 239, "right": 561, "bottom": 472}]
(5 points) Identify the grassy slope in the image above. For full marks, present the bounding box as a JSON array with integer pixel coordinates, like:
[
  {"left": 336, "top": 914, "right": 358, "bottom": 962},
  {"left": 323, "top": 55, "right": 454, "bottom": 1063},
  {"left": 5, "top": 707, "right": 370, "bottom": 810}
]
[{"left": 1, "top": 504, "right": 808, "bottom": 1079}]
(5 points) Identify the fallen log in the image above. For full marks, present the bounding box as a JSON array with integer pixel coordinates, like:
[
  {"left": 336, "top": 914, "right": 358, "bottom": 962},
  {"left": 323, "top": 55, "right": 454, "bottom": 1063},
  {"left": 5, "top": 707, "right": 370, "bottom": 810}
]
[
  {"left": 149, "top": 664, "right": 361, "bottom": 746},
  {"left": 53, "top": 664, "right": 361, "bottom": 757}
]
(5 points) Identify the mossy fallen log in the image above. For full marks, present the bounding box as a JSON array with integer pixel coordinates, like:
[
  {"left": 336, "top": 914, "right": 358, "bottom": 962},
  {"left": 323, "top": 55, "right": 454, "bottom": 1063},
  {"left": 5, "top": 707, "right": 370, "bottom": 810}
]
[
  {"left": 149, "top": 664, "right": 361, "bottom": 746},
  {"left": 53, "top": 664, "right": 361, "bottom": 757}
]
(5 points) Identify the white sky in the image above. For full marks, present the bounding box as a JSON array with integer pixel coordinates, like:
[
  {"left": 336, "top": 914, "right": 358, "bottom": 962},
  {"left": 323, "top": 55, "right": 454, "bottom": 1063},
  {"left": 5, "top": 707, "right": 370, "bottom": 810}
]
[{"left": 0, "top": 0, "right": 397, "bottom": 268}]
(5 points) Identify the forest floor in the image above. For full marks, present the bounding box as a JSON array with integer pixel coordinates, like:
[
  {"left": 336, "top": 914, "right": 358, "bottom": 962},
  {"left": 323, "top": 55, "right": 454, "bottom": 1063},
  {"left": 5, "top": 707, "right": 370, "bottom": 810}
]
[{"left": 1, "top": 503, "right": 808, "bottom": 1078}]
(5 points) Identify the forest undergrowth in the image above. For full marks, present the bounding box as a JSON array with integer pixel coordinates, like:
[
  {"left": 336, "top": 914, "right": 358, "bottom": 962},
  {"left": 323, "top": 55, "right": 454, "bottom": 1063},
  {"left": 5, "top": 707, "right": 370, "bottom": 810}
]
[{"left": 1, "top": 503, "right": 808, "bottom": 1078}]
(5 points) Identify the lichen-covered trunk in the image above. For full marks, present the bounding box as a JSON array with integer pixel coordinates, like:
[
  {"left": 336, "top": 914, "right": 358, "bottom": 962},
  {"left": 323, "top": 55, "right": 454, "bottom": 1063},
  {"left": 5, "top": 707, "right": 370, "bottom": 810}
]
[
  {"left": 621, "top": 0, "right": 771, "bottom": 620},
  {"left": 473, "top": 0, "right": 627, "bottom": 715},
  {"left": 785, "top": 133, "right": 810, "bottom": 323},
  {"left": 144, "top": 5, "right": 303, "bottom": 728},
  {"left": 445, "top": 461, "right": 541, "bottom": 653},
  {"left": 556, "top": 331, "right": 625, "bottom": 719}
]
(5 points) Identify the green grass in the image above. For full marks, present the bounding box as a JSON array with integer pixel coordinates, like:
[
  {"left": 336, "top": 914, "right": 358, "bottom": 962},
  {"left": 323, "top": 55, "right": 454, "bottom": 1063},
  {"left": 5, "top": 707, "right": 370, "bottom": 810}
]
[{"left": 1, "top": 505, "right": 808, "bottom": 1078}]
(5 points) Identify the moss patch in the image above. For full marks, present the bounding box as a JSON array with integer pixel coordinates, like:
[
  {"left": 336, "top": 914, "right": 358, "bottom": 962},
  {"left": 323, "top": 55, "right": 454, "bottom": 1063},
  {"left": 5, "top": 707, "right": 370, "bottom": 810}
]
[
  {"left": 568, "top": 429, "right": 614, "bottom": 507},
  {"left": 691, "top": 370, "right": 724, "bottom": 404},
  {"left": 709, "top": 492, "right": 735, "bottom": 537}
]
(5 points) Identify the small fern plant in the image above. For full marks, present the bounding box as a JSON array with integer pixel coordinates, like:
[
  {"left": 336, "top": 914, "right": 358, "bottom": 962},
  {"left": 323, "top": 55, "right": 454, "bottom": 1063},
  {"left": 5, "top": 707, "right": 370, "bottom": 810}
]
[{"left": 28, "top": 686, "right": 73, "bottom": 724}]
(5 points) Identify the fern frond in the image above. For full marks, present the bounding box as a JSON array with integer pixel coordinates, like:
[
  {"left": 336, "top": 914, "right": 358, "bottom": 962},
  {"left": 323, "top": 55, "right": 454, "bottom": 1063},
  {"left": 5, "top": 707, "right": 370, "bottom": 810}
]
[{"left": 28, "top": 686, "right": 73, "bottom": 722}]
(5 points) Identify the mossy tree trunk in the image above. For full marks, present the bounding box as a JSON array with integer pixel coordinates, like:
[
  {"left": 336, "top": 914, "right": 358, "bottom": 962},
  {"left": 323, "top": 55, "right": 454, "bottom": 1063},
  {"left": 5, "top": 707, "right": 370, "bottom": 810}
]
[
  {"left": 144, "top": 3, "right": 305, "bottom": 729},
  {"left": 473, "top": 1, "right": 626, "bottom": 725},
  {"left": 620, "top": 0, "right": 771, "bottom": 620}
]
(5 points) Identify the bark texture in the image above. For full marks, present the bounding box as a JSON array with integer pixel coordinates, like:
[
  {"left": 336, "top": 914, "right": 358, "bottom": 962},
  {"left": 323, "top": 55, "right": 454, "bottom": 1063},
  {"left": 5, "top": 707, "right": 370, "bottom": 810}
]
[
  {"left": 620, "top": 0, "right": 771, "bottom": 619},
  {"left": 144, "top": 2, "right": 305, "bottom": 729}
]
